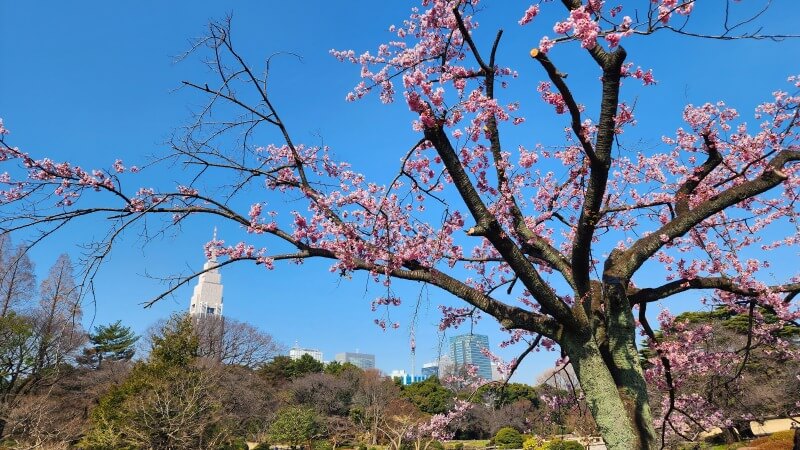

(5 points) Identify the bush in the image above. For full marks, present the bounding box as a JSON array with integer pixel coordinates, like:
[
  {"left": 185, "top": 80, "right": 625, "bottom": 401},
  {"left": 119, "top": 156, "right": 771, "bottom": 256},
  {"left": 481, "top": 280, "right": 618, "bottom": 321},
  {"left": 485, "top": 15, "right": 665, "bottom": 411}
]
[
  {"left": 252, "top": 444, "right": 271, "bottom": 450},
  {"left": 428, "top": 441, "right": 445, "bottom": 450},
  {"left": 313, "top": 440, "right": 333, "bottom": 450},
  {"left": 748, "top": 429, "right": 796, "bottom": 450},
  {"left": 452, "top": 443, "right": 464, "bottom": 450},
  {"left": 218, "top": 439, "right": 249, "bottom": 450},
  {"left": 522, "top": 438, "right": 583, "bottom": 450},
  {"left": 544, "top": 440, "right": 583, "bottom": 450},
  {"left": 357, "top": 445, "right": 367, "bottom": 450},
  {"left": 522, "top": 437, "right": 545, "bottom": 450},
  {"left": 493, "top": 427, "right": 524, "bottom": 449},
  {"left": 767, "top": 430, "right": 795, "bottom": 441}
]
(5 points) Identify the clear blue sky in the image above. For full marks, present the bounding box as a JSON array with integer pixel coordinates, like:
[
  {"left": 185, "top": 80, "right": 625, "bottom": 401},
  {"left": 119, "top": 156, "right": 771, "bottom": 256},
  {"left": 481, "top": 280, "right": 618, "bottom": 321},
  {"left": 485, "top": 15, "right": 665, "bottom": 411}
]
[{"left": 2, "top": 1, "right": 799, "bottom": 381}]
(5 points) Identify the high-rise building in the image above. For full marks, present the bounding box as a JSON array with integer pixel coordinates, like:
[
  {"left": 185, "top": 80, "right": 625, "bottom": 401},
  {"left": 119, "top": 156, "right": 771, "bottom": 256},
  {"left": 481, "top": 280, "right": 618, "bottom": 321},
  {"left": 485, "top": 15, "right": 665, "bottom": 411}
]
[
  {"left": 449, "top": 333, "right": 492, "bottom": 381},
  {"left": 421, "top": 362, "right": 439, "bottom": 379},
  {"left": 335, "top": 352, "right": 376, "bottom": 370},
  {"left": 289, "top": 342, "right": 323, "bottom": 362},
  {"left": 189, "top": 228, "right": 223, "bottom": 317}
]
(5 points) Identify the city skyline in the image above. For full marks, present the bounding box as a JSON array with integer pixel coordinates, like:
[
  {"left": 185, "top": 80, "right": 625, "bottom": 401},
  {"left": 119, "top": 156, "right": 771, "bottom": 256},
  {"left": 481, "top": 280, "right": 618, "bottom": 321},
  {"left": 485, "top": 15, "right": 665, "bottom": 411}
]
[{"left": 184, "top": 232, "right": 537, "bottom": 380}]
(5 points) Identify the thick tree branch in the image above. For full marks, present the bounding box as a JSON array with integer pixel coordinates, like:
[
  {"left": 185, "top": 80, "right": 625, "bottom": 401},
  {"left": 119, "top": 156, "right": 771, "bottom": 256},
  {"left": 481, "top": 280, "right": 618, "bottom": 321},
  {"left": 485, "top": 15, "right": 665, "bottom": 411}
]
[
  {"left": 530, "top": 50, "right": 597, "bottom": 162},
  {"left": 674, "top": 134, "right": 723, "bottom": 215},
  {"left": 571, "top": 47, "right": 626, "bottom": 299},
  {"left": 630, "top": 277, "right": 800, "bottom": 304},
  {"left": 611, "top": 149, "right": 800, "bottom": 279},
  {"left": 423, "top": 125, "right": 576, "bottom": 328}
]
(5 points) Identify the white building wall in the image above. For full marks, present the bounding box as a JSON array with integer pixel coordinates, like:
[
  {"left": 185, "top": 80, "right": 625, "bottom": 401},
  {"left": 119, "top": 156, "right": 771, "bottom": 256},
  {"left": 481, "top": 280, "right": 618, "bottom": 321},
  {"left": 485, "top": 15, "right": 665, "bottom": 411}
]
[
  {"left": 289, "top": 346, "right": 324, "bottom": 362},
  {"left": 189, "top": 247, "right": 224, "bottom": 317}
]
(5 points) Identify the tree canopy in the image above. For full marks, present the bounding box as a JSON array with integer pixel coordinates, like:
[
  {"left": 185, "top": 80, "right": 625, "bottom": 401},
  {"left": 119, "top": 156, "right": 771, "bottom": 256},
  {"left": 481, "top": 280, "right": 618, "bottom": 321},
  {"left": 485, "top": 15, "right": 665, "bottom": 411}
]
[{"left": 78, "top": 320, "right": 138, "bottom": 368}]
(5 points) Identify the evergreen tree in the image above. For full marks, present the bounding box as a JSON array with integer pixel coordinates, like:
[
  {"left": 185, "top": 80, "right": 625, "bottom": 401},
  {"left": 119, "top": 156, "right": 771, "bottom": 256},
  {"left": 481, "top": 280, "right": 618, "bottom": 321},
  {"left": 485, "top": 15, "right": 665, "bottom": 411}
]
[
  {"left": 268, "top": 406, "right": 322, "bottom": 449},
  {"left": 80, "top": 315, "right": 228, "bottom": 450},
  {"left": 79, "top": 321, "right": 138, "bottom": 368},
  {"left": 400, "top": 376, "right": 453, "bottom": 415},
  {"left": 292, "top": 353, "right": 324, "bottom": 377},
  {"left": 259, "top": 354, "right": 324, "bottom": 385}
]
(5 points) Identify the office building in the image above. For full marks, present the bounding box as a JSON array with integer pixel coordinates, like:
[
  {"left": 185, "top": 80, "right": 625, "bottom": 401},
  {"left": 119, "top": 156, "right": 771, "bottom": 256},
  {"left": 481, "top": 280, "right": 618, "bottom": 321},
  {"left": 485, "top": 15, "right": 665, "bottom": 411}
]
[
  {"left": 289, "top": 342, "right": 323, "bottom": 362},
  {"left": 491, "top": 362, "right": 504, "bottom": 382},
  {"left": 421, "top": 362, "right": 439, "bottom": 379},
  {"left": 335, "top": 352, "right": 376, "bottom": 370},
  {"left": 450, "top": 333, "right": 492, "bottom": 381}
]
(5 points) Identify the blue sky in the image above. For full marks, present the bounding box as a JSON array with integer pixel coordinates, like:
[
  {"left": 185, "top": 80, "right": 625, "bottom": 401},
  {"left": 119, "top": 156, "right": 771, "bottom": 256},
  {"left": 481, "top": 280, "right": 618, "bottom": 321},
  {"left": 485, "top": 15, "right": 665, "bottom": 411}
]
[{"left": 2, "top": 1, "right": 799, "bottom": 381}]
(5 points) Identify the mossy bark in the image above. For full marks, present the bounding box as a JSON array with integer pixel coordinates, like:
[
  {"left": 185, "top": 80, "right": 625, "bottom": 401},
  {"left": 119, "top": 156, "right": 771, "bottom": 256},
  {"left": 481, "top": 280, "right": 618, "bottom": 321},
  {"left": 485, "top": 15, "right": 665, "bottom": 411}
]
[
  {"left": 565, "top": 336, "right": 642, "bottom": 450},
  {"left": 565, "top": 283, "right": 657, "bottom": 450},
  {"left": 604, "top": 281, "right": 658, "bottom": 448}
]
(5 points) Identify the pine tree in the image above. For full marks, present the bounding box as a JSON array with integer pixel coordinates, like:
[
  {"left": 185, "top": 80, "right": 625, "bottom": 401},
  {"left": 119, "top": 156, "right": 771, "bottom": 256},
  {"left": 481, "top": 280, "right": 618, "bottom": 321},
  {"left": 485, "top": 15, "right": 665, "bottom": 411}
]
[
  {"left": 79, "top": 321, "right": 138, "bottom": 368},
  {"left": 80, "top": 315, "right": 229, "bottom": 450}
]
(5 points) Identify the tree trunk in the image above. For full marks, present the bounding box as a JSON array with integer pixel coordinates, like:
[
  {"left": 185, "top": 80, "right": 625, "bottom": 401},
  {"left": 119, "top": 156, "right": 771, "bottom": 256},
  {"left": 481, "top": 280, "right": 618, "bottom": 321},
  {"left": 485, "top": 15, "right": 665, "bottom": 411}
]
[
  {"left": 565, "top": 332, "right": 656, "bottom": 450},
  {"left": 792, "top": 426, "right": 800, "bottom": 450},
  {"left": 604, "top": 280, "right": 658, "bottom": 448}
]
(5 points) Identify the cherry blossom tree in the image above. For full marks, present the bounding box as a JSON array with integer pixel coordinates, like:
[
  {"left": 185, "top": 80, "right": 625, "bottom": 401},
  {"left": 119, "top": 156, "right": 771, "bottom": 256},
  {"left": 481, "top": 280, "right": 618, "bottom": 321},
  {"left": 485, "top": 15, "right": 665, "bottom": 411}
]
[{"left": 1, "top": 1, "right": 800, "bottom": 448}]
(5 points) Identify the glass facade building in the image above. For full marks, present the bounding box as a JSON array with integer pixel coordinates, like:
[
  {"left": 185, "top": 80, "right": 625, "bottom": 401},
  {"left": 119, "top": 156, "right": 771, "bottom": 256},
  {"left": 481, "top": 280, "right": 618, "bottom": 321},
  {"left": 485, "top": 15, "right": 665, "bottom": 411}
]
[
  {"left": 449, "top": 333, "right": 492, "bottom": 381},
  {"left": 420, "top": 362, "right": 439, "bottom": 379},
  {"left": 335, "top": 352, "right": 376, "bottom": 370}
]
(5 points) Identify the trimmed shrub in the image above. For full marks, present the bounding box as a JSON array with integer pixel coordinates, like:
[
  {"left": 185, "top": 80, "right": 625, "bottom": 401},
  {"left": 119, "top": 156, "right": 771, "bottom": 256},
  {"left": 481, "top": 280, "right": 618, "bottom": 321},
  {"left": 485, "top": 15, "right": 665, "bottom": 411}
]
[
  {"left": 748, "top": 429, "right": 796, "bottom": 450},
  {"left": 544, "top": 440, "right": 583, "bottom": 450},
  {"left": 522, "top": 437, "right": 545, "bottom": 450},
  {"left": 428, "top": 441, "right": 445, "bottom": 450},
  {"left": 493, "top": 427, "right": 524, "bottom": 449},
  {"left": 767, "top": 430, "right": 795, "bottom": 441},
  {"left": 313, "top": 440, "right": 333, "bottom": 450},
  {"left": 522, "top": 438, "right": 583, "bottom": 450}
]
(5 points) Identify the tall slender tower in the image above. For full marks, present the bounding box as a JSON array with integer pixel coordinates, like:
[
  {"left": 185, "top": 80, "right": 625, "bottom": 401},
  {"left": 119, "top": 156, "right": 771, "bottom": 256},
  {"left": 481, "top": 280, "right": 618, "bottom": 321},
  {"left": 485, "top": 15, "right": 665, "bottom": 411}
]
[{"left": 188, "top": 228, "right": 224, "bottom": 316}]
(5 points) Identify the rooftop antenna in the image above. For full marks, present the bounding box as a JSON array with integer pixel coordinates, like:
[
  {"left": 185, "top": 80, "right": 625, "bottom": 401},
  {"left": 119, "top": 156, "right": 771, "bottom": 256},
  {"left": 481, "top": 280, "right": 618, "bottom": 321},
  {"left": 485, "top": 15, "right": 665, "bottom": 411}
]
[{"left": 210, "top": 227, "right": 219, "bottom": 262}]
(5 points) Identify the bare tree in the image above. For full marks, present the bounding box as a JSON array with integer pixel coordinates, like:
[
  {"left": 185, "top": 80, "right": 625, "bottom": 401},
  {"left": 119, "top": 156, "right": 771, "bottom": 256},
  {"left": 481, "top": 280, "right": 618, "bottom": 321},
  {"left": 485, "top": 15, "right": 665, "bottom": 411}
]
[
  {"left": 193, "top": 315, "right": 283, "bottom": 368},
  {"left": 353, "top": 369, "right": 401, "bottom": 445},
  {"left": 291, "top": 372, "right": 358, "bottom": 417},
  {"left": 32, "top": 254, "right": 84, "bottom": 375},
  {"left": 0, "top": 236, "right": 36, "bottom": 317},
  {"left": 0, "top": 255, "right": 84, "bottom": 440}
]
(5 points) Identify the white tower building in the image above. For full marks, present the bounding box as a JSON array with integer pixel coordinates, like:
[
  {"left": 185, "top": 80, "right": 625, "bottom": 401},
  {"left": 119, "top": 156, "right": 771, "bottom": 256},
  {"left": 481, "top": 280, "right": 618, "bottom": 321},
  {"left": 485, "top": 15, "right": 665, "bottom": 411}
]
[{"left": 189, "top": 228, "right": 224, "bottom": 317}]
